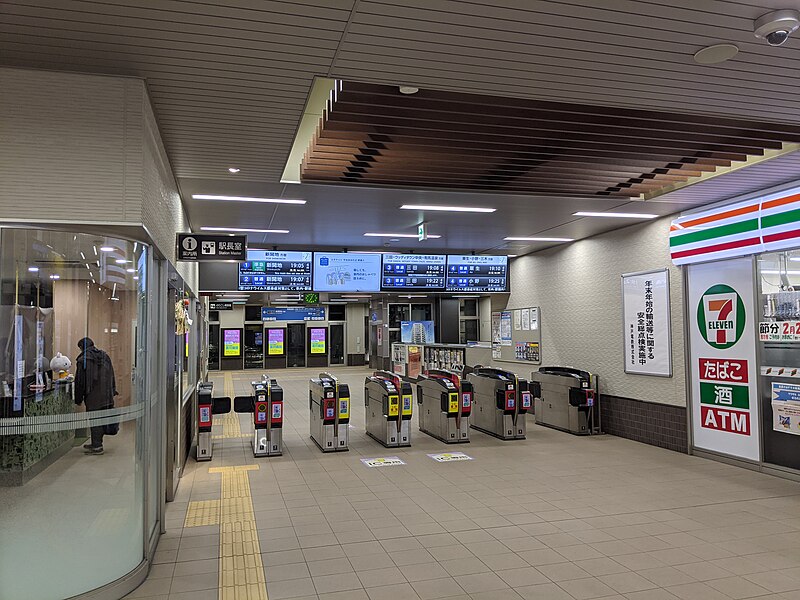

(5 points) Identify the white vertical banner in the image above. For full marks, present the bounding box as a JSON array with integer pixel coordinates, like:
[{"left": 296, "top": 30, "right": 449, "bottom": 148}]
[
  {"left": 622, "top": 269, "right": 672, "bottom": 376},
  {"left": 688, "top": 258, "right": 760, "bottom": 461}
]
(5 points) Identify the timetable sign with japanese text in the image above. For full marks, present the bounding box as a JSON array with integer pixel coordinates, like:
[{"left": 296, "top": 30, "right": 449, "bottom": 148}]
[{"left": 177, "top": 234, "right": 247, "bottom": 261}]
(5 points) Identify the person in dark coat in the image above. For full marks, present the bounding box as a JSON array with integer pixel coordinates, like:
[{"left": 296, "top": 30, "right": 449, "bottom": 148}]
[{"left": 75, "top": 337, "right": 117, "bottom": 454}]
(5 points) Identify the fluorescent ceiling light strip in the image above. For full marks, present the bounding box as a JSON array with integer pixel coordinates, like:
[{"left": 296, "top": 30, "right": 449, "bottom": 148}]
[
  {"left": 192, "top": 195, "right": 306, "bottom": 205},
  {"left": 762, "top": 270, "right": 800, "bottom": 275},
  {"left": 504, "top": 237, "right": 574, "bottom": 242},
  {"left": 364, "top": 233, "right": 442, "bottom": 238},
  {"left": 573, "top": 212, "right": 658, "bottom": 219},
  {"left": 400, "top": 204, "right": 496, "bottom": 213},
  {"left": 200, "top": 227, "right": 289, "bottom": 234}
]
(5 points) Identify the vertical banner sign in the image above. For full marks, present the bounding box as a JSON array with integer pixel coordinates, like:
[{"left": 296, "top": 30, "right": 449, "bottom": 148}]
[
  {"left": 622, "top": 269, "right": 672, "bottom": 376},
  {"left": 688, "top": 258, "right": 760, "bottom": 461}
]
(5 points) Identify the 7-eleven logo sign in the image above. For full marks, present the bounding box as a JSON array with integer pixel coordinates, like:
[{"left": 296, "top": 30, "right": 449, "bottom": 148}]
[{"left": 697, "top": 285, "right": 746, "bottom": 350}]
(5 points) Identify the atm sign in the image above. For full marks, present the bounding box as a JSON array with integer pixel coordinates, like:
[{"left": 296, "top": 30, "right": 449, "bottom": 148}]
[{"left": 701, "top": 406, "right": 750, "bottom": 435}]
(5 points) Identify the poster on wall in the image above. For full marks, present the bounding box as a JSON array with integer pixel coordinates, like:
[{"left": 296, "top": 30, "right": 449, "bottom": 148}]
[
  {"left": 622, "top": 269, "right": 672, "bottom": 377},
  {"left": 500, "top": 311, "right": 512, "bottom": 346},
  {"left": 530, "top": 307, "right": 539, "bottom": 331},
  {"left": 491, "top": 312, "right": 501, "bottom": 343},
  {"left": 513, "top": 310, "right": 521, "bottom": 331},
  {"left": 688, "top": 258, "right": 760, "bottom": 462},
  {"left": 310, "top": 328, "right": 327, "bottom": 354},
  {"left": 400, "top": 321, "right": 435, "bottom": 344},
  {"left": 222, "top": 329, "right": 241, "bottom": 358},
  {"left": 771, "top": 382, "right": 800, "bottom": 436},
  {"left": 267, "top": 329, "right": 284, "bottom": 356},
  {"left": 521, "top": 309, "right": 530, "bottom": 331}
]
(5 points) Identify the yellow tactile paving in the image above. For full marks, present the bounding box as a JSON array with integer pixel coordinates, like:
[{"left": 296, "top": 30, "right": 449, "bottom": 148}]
[
  {"left": 184, "top": 499, "right": 221, "bottom": 528},
  {"left": 208, "top": 464, "right": 267, "bottom": 600},
  {"left": 216, "top": 372, "right": 245, "bottom": 439}
]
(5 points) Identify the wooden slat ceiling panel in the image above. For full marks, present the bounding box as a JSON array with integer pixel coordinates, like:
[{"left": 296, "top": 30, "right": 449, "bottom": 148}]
[{"left": 299, "top": 80, "right": 800, "bottom": 196}]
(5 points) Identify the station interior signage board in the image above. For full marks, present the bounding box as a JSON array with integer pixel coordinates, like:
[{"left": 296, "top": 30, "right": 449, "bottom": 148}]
[
  {"left": 262, "top": 307, "right": 325, "bottom": 322},
  {"left": 312, "top": 252, "right": 381, "bottom": 292},
  {"left": 239, "top": 250, "right": 313, "bottom": 291},
  {"left": 381, "top": 254, "right": 447, "bottom": 290},
  {"left": 445, "top": 255, "right": 508, "bottom": 292}
]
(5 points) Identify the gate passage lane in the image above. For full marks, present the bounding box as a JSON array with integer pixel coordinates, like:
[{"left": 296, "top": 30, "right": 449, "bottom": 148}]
[{"left": 131, "top": 367, "right": 800, "bottom": 600}]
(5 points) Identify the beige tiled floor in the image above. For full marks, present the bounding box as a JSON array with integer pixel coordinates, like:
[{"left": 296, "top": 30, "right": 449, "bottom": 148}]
[{"left": 125, "top": 367, "right": 800, "bottom": 600}]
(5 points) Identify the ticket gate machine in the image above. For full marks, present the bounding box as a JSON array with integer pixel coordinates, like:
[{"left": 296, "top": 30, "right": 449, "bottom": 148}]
[
  {"left": 234, "top": 375, "right": 284, "bottom": 457},
  {"left": 196, "top": 382, "right": 231, "bottom": 461},
  {"left": 529, "top": 366, "right": 599, "bottom": 435},
  {"left": 466, "top": 368, "right": 533, "bottom": 440},
  {"left": 309, "top": 373, "right": 350, "bottom": 452},
  {"left": 364, "top": 371, "right": 413, "bottom": 447},
  {"left": 417, "top": 370, "right": 472, "bottom": 443}
]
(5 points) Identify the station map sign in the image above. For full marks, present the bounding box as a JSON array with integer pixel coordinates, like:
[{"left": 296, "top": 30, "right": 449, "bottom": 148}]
[
  {"left": 445, "top": 255, "right": 508, "bottom": 292},
  {"left": 381, "top": 254, "right": 446, "bottom": 290},
  {"left": 239, "top": 250, "right": 312, "bottom": 291}
]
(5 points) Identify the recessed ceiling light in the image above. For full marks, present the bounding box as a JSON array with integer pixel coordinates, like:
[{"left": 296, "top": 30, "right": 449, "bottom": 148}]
[
  {"left": 115, "top": 259, "right": 129, "bottom": 264},
  {"left": 399, "top": 294, "right": 428, "bottom": 298},
  {"left": 50, "top": 274, "right": 60, "bottom": 280},
  {"left": 573, "top": 212, "right": 658, "bottom": 219},
  {"left": 693, "top": 43, "right": 739, "bottom": 64},
  {"left": 399, "top": 85, "right": 419, "bottom": 94},
  {"left": 126, "top": 268, "right": 136, "bottom": 273},
  {"left": 508, "top": 255, "right": 518, "bottom": 258},
  {"left": 191, "top": 195, "right": 306, "bottom": 205},
  {"left": 28, "top": 266, "right": 39, "bottom": 272},
  {"left": 99, "top": 246, "right": 114, "bottom": 252},
  {"left": 228, "top": 167, "right": 240, "bottom": 173},
  {"left": 399, "top": 204, "right": 496, "bottom": 213},
  {"left": 364, "top": 233, "right": 442, "bottom": 239},
  {"left": 200, "top": 227, "right": 290, "bottom": 234},
  {"left": 504, "top": 237, "right": 574, "bottom": 242}
]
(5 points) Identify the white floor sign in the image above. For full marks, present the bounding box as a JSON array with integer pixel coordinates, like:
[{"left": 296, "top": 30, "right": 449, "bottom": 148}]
[
  {"left": 427, "top": 452, "right": 473, "bottom": 462},
  {"left": 360, "top": 457, "right": 405, "bottom": 467}
]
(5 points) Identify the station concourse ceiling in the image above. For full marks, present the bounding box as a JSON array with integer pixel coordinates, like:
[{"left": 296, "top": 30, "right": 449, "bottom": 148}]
[{"left": 3, "top": 0, "right": 800, "bottom": 255}]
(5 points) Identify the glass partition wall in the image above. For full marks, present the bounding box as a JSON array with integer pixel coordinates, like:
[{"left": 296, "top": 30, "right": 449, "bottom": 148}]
[{"left": 0, "top": 228, "right": 153, "bottom": 599}]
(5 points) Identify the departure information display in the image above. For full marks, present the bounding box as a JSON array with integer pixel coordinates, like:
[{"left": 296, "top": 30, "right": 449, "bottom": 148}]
[
  {"left": 445, "top": 255, "right": 508, "bottom": 292},
  {"left": 313, "top": 252, "right": 381, "bottom": 292},
  {"left": 381, "top": 254, "right": 446, "bottom": 290},
  {"left": 239, "top": 250, "right": 312, "bottom": 291}
]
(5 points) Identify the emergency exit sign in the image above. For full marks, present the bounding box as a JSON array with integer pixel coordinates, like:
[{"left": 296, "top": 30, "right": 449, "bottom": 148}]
[{"left": 418, "top": 223, "right": 428, "bottom": 241}]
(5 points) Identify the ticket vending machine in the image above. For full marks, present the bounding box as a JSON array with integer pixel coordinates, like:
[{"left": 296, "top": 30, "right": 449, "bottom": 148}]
[
  {"left": 466, "top": 368, "right": 533, "bottom": 440},
  {"left": 196, "top": 382, "right": 232, "bottom": 461},
  {"left": 234, "top": 375, "right": 284, "bottom": 457},
  {"left": 364, "top": 371, "right": 413, "bottom": 447},
  {"left": 416, "top": 369, "right": 473, "bottom": 444},
  {"left": 309, "top": 373, "right": 350, "bottom": 452}
]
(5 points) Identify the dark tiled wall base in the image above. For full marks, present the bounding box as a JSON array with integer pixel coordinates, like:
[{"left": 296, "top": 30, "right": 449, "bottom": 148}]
[{"left": 600, "top": 394, "right": 688, "bottom": 453}]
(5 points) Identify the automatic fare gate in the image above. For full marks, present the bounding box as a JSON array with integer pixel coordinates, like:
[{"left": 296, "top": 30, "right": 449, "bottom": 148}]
[
  {"left": 417, "top": 369, "right": 472, "bottom": 443},
  {"left": 364, "top": 371, "right": 413, "bottom": 447},
  {"left": 466, "top": 367, "right": 534, "bottom": 440},
  {"left": 196, "top": 382, "right": 231, "bottom": 461},
  {"left": 309, "top": 373, "right": 350, "bottom": 452},
  {"left": 234, "top": 375, "right": 284, "bottom": 457}
]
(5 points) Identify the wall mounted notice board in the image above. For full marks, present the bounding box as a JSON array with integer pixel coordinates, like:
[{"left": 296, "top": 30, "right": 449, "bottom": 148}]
[{"left": 491, "top": 307, "right": 541, "bottom": 365}]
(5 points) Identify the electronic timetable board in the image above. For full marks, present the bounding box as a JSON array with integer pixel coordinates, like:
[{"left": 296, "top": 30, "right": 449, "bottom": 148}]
[
  {"left": 381, "top": 254, "right": 446, "bottom": 290},
  {"left": 238, "top": 250, "right": 312, "bottom": 291},
  {"left": 445, "top": 255, "right": 508, "bottom": 292}
]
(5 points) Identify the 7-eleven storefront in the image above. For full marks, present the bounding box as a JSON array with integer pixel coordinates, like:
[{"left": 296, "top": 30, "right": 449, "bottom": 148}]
[{"left": 672, "top": 186, "right": 800, "bottom": 478}]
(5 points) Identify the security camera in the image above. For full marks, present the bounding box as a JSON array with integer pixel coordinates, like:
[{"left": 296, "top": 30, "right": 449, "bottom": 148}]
[{"left": 754, "top": 9, "right": 800, "bottom": 46}]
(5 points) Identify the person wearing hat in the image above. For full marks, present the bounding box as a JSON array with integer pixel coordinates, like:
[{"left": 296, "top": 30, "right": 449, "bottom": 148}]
[{"left": 75, "top": 337, "right": 118, "bottom": 454}]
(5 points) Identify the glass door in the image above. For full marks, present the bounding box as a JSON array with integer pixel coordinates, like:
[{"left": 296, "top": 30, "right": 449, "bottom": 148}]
[
  {"left": 287, "top": 323, "right": 306, "bottom": 367},
  {"left": 330, "top": 323, "right": 345, "bottom": 365}
]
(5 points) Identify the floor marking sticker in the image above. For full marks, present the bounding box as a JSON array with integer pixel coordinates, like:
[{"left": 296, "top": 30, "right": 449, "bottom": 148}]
[
  {"left": 427, "top": 452, "right": 473, "bottom": 463},
  {"left": 360, "top": 456, "right": 406, "bottom": 467}
]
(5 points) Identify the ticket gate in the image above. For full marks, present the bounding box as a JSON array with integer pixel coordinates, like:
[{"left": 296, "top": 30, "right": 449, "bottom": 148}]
[
  {"left": 417, "top": 369, "right": 472, "bottom": 443},
  {"left": 364, "top": 371, "right": 413, "bottom": 447},
  {"left": 466, "top": 368, "right": 533, "bottom": 440},
  {"left": 530, "top": 366, "right": 600, "bottom": 435},
  {"left": 196, "top": 382, "right": 231, "bottom": 462},
  {"left": 309, "top": 373, "right": 350, "bottom": 452},
  {"left": 234, "top": 375, "right": 284, "bottom": 457}
]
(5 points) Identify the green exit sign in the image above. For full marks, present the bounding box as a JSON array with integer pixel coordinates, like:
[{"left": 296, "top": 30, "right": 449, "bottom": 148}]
[{"left": 304, "top": 293, "right": 319, "bottom": 305}]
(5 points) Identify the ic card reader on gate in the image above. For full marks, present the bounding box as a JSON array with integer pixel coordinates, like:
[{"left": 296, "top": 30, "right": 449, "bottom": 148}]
[
  {"left": 466, "top": 367, "right": 533, "bottom": 440},
  {"left": 234, "top": 375, "right": 284, "bottom": 457},
  {"left": 364, "top": 371, "right": 413, "bottom": 447},
  {"left": 196, "top": 382, "right": 231, "bottom": 462},
  {"left": 417, "top": 369, "right": 473, "bottom": 443},
  {"left": 309, "top": 373, "right": 350, "bottom": 452}
]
